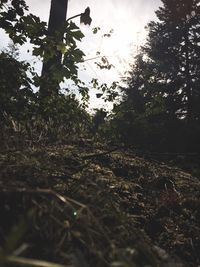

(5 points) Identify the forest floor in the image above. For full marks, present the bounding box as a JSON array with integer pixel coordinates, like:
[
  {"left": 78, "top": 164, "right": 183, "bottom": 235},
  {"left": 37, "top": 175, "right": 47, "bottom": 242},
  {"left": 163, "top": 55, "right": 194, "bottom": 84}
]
[{"left": 0, "top": 140, "right": 200, "bottom": 267}]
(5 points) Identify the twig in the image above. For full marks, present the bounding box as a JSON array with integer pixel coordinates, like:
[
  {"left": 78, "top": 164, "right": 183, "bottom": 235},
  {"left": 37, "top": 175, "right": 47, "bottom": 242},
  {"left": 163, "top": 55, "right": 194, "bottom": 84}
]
[
  {"left": 1, "top": 188, "right": 86, "bottom": 209},
  {"left": 81, "top": 148, "right": 118, "bottom": 160}
]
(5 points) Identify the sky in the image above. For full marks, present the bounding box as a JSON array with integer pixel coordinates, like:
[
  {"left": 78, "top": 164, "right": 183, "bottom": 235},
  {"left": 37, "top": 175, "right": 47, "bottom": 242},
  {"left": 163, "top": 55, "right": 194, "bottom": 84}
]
[{"left": 0, "top": 0, "right": 162, "bottom": 110}]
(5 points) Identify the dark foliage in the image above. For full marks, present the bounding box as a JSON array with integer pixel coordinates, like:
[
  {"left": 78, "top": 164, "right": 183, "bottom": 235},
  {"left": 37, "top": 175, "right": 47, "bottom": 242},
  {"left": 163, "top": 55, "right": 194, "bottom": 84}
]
[
  {"left": 0, "top": 49, "right": 33, "bottom": 118},
  {"left": 0, "top": 49, "right": 91, "bottom": 149},
  {"left": 110, "top": 0, "right": 200, "bottom": 153}
]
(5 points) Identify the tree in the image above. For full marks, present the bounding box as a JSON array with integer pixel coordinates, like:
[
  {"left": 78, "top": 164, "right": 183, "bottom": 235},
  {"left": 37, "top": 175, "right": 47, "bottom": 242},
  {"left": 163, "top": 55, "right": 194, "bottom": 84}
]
[
  {"left": 0, "top": 0, "right": 92, "bottom": 101},
  {"left": 0, "top": 46, "right": 33, "bottom": 120},
  {"left": 144, "top": 0, "right": 200, "bottom": 122},
  {"left": 112, "top": 0, "right": 200, "bottom": 151},
  {"left": 40, "top": 1, "right": 92, "bottom": 98},
  {"left": 110, "top": 54, "right": 164, "bottom": 148},
  {"left": 40, "top": 0, "right": 69, "bottom": 97}
]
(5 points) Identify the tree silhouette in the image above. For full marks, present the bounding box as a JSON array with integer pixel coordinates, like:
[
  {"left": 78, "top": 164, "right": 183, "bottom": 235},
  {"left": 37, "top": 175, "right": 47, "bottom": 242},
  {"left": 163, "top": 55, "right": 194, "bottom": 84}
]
[
  {"left": 144, "top": 0, "right": 200, "bottom": 122},
  {"left": 112, "top": 0, "right": 200, "bottom": 151}
]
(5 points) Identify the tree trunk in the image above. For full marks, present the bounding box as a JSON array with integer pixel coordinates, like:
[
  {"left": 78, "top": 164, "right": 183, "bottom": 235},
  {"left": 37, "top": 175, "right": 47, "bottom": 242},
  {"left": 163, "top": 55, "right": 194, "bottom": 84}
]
[{"left": 40, "top": 0, "right": 68, "bottom": 98}]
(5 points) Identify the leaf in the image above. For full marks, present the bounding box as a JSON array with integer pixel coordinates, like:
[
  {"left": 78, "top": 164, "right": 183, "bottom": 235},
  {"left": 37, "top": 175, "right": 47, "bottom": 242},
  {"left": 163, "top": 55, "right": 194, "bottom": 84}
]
[
  {"left": 103, "top": 33, "right": 111, "bottom": 38},
  {"left": 32, "top": 47, "right": 42, "bottom": 57},
  {"left": 72, "top": 30, "right": 84, "bottom": 41},
  {"left": 96, "top": 93, "right": 103, "bottom": 98},
  {"left": 56, "top": 43, "right": 67, "bottom": 54},
  {"left": 72, "top": 48, "right": 85, "bottom": 62},
  {"left": 12, "top": 34, "right": 26, "bottom": 45},
  {"left": 7, "top": 9, "right": 16, "bottom": 20},
  {"left": 68, "top": 21, "right": 79, "bottom": 30},
  {"left": 92, "top": 27, "right": 100, "bottom": 34},
  {"left": 91, "top": 78, "right": 99, "bottom": 88},
  {"left": 101, "top": 56, "right": 107, "bottom": 64},
  {"left": 16, "top": 7, "right": 24, "bottom": 16},
  {"left": 80, "top": 7, "right": 92, "bottom": 25}
]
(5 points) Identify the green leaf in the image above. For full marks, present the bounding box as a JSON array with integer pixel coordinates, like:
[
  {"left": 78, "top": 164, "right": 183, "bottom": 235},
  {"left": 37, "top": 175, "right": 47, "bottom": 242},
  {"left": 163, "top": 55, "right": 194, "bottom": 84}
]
[
  {"left": 72, "top": 30, "right": 84, "bottom": 41},
  {"left": 56, "top": 43, "right": 67, "bottom": 54},
  {"left": 32, "top": 47, "right": 42, "bottom": 57},
  {"left": 73, "top": 48, "right": 85, "bottom": 62},
  {"left": 68, "top": 21, "right": 79, "bottom": 30}
]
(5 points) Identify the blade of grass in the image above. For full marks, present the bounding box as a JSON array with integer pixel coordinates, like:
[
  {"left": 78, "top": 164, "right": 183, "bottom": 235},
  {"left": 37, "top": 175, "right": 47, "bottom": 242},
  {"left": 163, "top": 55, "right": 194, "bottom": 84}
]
[{"left": 6, "top": 255, "right": 73, "bottom": 267}]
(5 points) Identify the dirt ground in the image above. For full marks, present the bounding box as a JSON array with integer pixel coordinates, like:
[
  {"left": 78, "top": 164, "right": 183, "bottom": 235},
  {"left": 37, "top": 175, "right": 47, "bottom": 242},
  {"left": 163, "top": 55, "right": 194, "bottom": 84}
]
[{"left": 0, "top": 141, "right": 200, "bottom": 267}]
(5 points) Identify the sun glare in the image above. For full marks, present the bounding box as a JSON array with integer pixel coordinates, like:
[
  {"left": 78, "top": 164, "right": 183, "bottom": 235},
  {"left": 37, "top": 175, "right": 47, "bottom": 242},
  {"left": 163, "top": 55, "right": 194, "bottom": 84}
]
[{"left": 97, "top": 21, "right": 145, "bottom": 76}]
